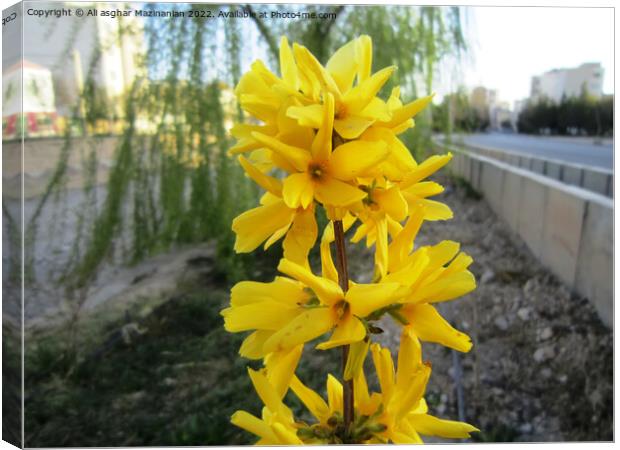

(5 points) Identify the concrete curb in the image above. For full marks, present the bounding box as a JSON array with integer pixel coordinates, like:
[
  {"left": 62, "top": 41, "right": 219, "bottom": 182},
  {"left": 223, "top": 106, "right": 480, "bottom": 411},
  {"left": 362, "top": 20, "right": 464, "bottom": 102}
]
[
  {"left": 440, "top": 144, "right": 613, "bottom": 328},
  {"left": 447, "top": 140, "right": 613, "bottom": 198}
]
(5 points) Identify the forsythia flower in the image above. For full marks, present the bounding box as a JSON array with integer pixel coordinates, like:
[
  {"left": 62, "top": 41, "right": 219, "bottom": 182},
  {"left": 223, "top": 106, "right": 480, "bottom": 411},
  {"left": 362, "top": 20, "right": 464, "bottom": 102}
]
[
  {"left": 223, "top": 33, "right": 481, "bottom": 445},
  {"left": 221, "top": 258, "right": 401, "bottom": 358},
  {"left": 232, "top": 331, "right": 478, "bottom": 444}
]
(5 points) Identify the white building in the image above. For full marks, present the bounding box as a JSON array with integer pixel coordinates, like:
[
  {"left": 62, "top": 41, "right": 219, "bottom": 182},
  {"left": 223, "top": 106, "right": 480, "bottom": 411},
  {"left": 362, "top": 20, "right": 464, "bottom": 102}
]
[
  {"left": 530, "top": 63, "right": 604, "bottom": 103},
  {"left": 3, "top": 2, "right": 146, "bottom": 119}
]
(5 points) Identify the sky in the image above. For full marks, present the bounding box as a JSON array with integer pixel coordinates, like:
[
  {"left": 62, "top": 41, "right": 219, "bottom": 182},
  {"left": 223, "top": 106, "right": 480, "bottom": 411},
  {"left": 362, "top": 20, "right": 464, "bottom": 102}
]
[{"left": 449, "top": 6, "right": 614, "bottom": 107}]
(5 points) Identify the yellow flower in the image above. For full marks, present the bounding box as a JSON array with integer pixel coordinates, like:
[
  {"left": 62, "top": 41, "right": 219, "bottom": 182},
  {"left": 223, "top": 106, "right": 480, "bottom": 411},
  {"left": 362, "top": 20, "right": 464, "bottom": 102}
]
[
  {"left": 221, "top": 258, "right": 401, "bottom": 358},
  {"left": 231, "top": 156, "right": 317, "bottom": 266},
  {"left": 379, "top": 208, "right": 477, "bottom": 352},
  {"left": 252, "top": 93, "right": 390, "bottom": 210},
  {"left": 287, "top": 36, "right": 396, "bottom": 140},
  {"left": 363, "top": 334, "right": 480, "bottom": 443},
  {"left": 231, "top": 367, "right": 304, "bottom": 445},
  {"left": 288, "top": 333, "right": 478, "bottom": 444}
]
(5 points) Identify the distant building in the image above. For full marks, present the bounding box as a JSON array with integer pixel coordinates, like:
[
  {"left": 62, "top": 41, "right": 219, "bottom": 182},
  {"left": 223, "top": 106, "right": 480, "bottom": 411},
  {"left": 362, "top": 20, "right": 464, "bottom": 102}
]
[
  {"left": 490, "top": 101, "right": 512, "bottom": 131},
  {"left": 530, "top": 63, "right": 604, "bottom": 103},
  {"left": 3, "top": 2, "right": 146, "bottom": 132},
  {"left": 470, "top": 86, "right": 497, "bottom": 115},
  {"left": 2, "top": 60, "right": 58, "bottom": 139}
]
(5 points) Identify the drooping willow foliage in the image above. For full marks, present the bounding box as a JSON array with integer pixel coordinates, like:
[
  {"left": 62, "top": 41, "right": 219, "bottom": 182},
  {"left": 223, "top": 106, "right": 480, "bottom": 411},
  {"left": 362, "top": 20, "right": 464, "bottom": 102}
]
[{"left": 18, "top": 3, "right": 468, "bottom": 307}]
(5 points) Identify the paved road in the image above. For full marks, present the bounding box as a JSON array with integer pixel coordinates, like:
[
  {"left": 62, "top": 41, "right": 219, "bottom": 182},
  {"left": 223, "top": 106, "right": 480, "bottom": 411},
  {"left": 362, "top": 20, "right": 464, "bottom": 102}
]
[{"left": 449, "top": 133, "right": 613, "bottom": 170}]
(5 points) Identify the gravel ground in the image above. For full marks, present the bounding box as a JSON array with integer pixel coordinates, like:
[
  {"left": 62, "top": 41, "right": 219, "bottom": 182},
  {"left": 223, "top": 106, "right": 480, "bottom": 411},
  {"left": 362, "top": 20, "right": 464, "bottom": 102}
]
[{"left": 349, "top": 175, "right": 613, "bottom": 442}]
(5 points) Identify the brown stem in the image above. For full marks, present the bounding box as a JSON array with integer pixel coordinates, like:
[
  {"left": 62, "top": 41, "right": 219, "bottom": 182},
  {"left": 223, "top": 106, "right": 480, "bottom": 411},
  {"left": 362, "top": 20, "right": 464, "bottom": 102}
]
[{"left": 333, "top": 220, "right": 354, "bottom": 441}]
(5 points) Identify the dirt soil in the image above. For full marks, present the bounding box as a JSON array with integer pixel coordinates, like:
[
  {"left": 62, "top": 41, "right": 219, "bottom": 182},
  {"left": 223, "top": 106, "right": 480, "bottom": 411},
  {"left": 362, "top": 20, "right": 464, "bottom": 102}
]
[{"left": 356, "top": 176, "right": 613, "bottom": 442}]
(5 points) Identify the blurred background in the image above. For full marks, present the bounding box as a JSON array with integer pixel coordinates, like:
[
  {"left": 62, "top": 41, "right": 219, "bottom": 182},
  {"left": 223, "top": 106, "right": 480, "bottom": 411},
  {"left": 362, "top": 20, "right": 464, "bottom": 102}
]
[{"left": 2, "top": 2, "right": 613, "bottom": 446}]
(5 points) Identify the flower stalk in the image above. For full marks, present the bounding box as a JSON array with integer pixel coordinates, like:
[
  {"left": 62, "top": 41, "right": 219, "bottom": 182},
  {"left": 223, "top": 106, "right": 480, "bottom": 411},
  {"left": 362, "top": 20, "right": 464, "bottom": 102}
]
[{"left": 333, "top": 219, "right": 354, "bottom": 440}]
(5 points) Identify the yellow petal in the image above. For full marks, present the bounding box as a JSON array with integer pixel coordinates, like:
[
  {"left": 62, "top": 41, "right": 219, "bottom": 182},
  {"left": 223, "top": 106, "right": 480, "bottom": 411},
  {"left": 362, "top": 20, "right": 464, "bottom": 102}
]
[
  {"left": 314, "top": 177, "right": 367, "bottom": 207},
  {"left": 347, "top": 282, "right": 400, "bottom": 318},
  {"left": 329, "top": 140, "right": 389, "bottom": 181},
  {"left": 311, "top": 92, "right": 335, "bottom": 163},
  {"left": 370, "top": 343, "right": 395, "bottom": 400},
  {"left": 355, "top": 35, "right": 372, "bottom": 83},
  {"left": 359, "top": 97, "right": 392, "bottom": 122},
  {"left": 272, "top": 422, "right": 303, "bottom": 445},
  {"left": 239, "top": 94, "right": 278, "bottom": 123},
  {"left": 401, "top": 153, "right": 452, "bottom": 189},
  {"left": 326, "top": 39, "right": 358, "bottom": 93},
  {"left": 409, "top": 414, "right": 480, "bottom": 439},
  {"left": 412, "top": 397, "right": 428, "bottom": 415},
  {"left": 320, "top": 239, "right": 339, "bottom": 283},
  {"left": 230, "top": 276, "right": 308, "bottom": 307},
  {"left": 390, "top": 428, "right": 423, "bottom": 444},
  {"left": 326, "top": 374, "right": 343, "bottom": 414},
  {"left": 238, "top": 155, "right": 282, "bottom": 197},
  {"left": 381, "top": 94, "right": 434, "bottom": 128},
  {"left": 252, "top": 132, "right": 311, "bottom": 172},
  {"left": 418, "top": 199, "right": 453, "bottom": 221},
  {"left": 375, "top": 185, "right": 408, "bottom": 221},
  {"left": 283, "top": 172, "right": 315, "bottom": 209},
  {"left": 388, "top": 207, "right": 425, "bottom": 273},
  {"left": 279, "top": 36, "right": 299, "bottom": 90},
  {"left": 334, "top": 115, "right": 375, "bottom": 140},
  {"left": 375, "top": 217, "right": 389, "bottom": 279},
  {"left": 344, "top": 338, "right": 370, "bottom": 380},
  {"left": 364, "top": 127, "right": 417, "bottom": 171},
  {"left": 239, "top": 330, "right": 274, "bottom": 359},
  {"left": 444, "top": 252, "right": 474, "bottom": 276},
  {"left": 395, "top": 364, "right": 431, "bottom": 420},
  {"left": 248, "top": 368, "right": 286, "bottom": 414},
  {"left": 277, "top": 258, "right": 343, "bottom": 305},
  {"left": 343, "top": 66, "right": 396, "bottom": 113},
  {"left": 286, "top": 104, "right": 323, "bottom": 128},
  {"left": 265, "top": 344, "right": 304, "bottom": 399},
  {"left": 405, "top": 181, "right": 444, "bottom": 198},
  {"left": 221, "top": 301, "right": 301, "bottom": 332},
  {"left": 262, "top": 307, "right": 334, "bottom": 354},
  {"left": 402, "top": 304, "right": 472, "bottom": 352},
  {"left": 416, "top": 271, "right": 477, "bottom": 304},
  {"left": 263, "top": 223, "right": 292, "bottom": 250},
  {"left": 291, "top": 375, "right": 330, "bottom": 423},
  {"left": 295, "top": 44, "right": 342, "bottom": 102},
  {"left": 424, "top": 241, "right": 461, "bottom": 274},
  {"left": 353, "top": 365, "right": 373, "bottom": 415},
  {"left": 283, "top": 206, "right": 318, "bottom": 267},
  {"left": 315, "top": 313, "right": 366, "bottom": 350},
  {"left": 231, "top": 410, "right": 278, "bottom": 441},
  {"left": 396, "top": 331, "right": 423, "bottom": 389},
  {"left": 232, "top": 201, "right": 295, "bottom": 253}
]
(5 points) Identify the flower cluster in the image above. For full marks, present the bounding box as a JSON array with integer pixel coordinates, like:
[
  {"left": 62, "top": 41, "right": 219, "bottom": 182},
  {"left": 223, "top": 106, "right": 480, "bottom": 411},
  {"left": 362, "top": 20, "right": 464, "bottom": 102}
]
[{"left": 221, "top": 35, "right": 479, "bottom": 444}]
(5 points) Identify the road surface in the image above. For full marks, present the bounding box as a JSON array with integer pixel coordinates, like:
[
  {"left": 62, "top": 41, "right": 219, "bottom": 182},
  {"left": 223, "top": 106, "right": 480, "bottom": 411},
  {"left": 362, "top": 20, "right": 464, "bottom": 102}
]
[{"left": 447, "top": 133, "right": 613, "bottom": 170}]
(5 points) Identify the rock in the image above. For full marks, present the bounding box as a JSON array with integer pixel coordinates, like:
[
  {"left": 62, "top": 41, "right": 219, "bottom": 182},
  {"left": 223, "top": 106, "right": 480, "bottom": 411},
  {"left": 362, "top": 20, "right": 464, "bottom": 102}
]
[
  {"left": 533, "top": 345, "right": 556, "bottom": 363},
  {"left": 494, "top": 316, "right": 509, "bottom": 331},
  {"left": 540, "top": 368, "right": 553, "bottom": 379},
  {"left": 480, "top": 268, "right": 496, "bottom": 284},
  {"left": 519, "top": 423, "right": 533, "bottom": 434},
  {"left": 540, "top": 327, "right": 553, "bottom": 341},
  {"left": 589, "top": 389, "right": 603, "bottom": 408},
  {"left": 523, "top": 278, "right": 537, "bottom": 295},
  {"left": 558, "top": 374, "right": 568, "bottom": 384},
  {"left": 163, "top": 377, "right": 177, "bottom": 387},
  {"left": 482, "top": 233, "right": 494, "bottom": 248},
  {"left": 517, "top": 307, "right": 531, "bottom": 321}
]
